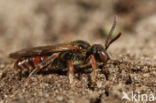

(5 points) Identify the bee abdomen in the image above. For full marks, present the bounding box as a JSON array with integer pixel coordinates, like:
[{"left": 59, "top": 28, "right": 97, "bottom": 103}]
[{"left": 14, "top": 55, "right": 47, "bottom": 71}]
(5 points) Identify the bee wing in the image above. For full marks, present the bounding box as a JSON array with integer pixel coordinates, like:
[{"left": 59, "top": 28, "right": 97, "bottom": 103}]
[{"left": 9, "top": 43, "right": 79, "bottom": 59}]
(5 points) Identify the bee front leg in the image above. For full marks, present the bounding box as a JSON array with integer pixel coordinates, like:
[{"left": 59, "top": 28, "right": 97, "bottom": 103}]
[
  {"left": 90, "top": 54, "right": 97, "bottom": 87},
  {"left": 67, "top": 60, "right": 77, "bottom": 90}
]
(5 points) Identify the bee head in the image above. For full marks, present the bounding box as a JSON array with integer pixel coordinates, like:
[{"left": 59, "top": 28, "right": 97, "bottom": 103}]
[
  {"left": 87, "top": 16, "right": 122, "bottom": 64},
  {"left": 87, "top": 44, "right": 110, "bottom": 63}
]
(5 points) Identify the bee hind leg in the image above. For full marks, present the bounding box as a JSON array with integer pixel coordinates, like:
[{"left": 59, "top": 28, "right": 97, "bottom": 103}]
[{"left": 24, "top": 53, "right": 60, "bottom": 86}]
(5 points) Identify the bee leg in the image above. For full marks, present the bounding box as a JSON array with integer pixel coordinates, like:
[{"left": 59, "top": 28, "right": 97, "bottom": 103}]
[
  {"left": 67, "top": 60, "right": 77, "bottom": 91},
  {"left": 90, "top": 54, "right": 97, "bottom": 87},
  {"left": 84, "top": 55, "right": 90, "bottom": 64},
  {"left": 25, "top": 53, "right": 60, "bottom": 86}
]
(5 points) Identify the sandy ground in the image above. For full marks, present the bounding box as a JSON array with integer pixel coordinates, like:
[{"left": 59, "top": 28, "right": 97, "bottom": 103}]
[{"left": 0, "top": 0, "right": 156, "bottom": 103}]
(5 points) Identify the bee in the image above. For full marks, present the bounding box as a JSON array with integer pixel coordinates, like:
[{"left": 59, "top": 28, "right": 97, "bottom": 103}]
[{"left": 9, "top": 16, "right": 121, "bottom": 89}]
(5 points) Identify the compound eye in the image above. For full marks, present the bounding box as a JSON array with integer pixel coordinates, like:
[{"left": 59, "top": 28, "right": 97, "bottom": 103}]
[{"left": 99, "top": 51, "right": 109, "bottom": 64}]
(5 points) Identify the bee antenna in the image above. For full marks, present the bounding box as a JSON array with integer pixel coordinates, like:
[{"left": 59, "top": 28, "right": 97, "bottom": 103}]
[{"left": 105, "top": 16, "right": 121, "bottom": 50}]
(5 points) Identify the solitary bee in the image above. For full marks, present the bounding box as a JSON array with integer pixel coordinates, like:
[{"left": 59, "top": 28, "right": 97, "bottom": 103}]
[{"left": 9, "top": 16, "right": 121, "bottom": 89}]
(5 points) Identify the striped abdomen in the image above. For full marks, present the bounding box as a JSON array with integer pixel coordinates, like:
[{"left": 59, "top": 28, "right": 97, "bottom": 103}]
[{"left": 14, "top": 55, "right": 47, "bottom": 72}]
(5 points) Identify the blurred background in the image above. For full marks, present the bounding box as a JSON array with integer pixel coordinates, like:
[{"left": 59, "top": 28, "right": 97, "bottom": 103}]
[{"left": 0, "top": 0, "right": 156, "bottom": 59}]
